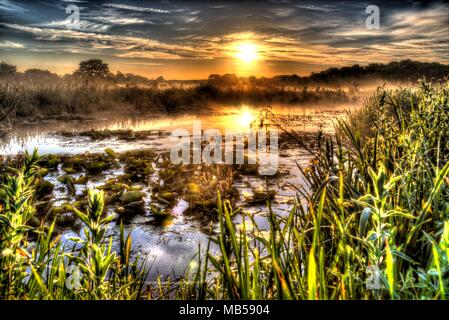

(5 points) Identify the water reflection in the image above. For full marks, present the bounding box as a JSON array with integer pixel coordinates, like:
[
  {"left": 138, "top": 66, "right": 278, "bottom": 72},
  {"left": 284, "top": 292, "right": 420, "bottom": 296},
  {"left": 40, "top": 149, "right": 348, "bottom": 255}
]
[
  {"left": 0, "top": 104, "right": 347, "bottom": 155},
  {"left": 0, "top": 104, "right": 343, "bottom": 282}
]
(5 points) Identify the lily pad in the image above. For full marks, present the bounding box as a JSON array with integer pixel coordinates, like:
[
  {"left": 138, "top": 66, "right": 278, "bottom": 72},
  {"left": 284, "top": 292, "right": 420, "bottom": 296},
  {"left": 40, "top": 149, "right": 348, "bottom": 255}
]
[{"left": 120, "top": 191, "right": 146, "bottom": 204}]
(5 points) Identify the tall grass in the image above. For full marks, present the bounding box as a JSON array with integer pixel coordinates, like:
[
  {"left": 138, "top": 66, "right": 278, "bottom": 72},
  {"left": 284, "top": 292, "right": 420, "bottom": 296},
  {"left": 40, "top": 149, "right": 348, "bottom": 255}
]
[
  {"left": 0, "top": 150, "right": 147, "bottom": 299},
  {"left": 0, "top": 78, "right": 351, "bottom": 119},
  {"left": 0, "top": 85, "right": 18, "bottom": 138},
  {"left": 180, "top": 81, "right": 449, "bottom": 300},
  {"left": 0, "top": 82, "right": 448, "bottom": 299}
]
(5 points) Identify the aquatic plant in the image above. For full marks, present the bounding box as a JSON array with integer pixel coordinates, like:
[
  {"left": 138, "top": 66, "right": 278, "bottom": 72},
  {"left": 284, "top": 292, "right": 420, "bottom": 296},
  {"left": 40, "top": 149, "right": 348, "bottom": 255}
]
[
  {"left": 180, "top": 81, "right": 449, "bottom": 300},
  {"left": 0, "top": 150, "right": 147, "bottom": 299}
]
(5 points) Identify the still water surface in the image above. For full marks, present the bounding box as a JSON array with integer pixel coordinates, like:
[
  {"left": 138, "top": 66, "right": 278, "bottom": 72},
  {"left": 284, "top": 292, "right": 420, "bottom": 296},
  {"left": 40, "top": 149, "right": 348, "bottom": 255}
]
[{"left": 0, "top": 105, "right": 346, "bottom": 281}]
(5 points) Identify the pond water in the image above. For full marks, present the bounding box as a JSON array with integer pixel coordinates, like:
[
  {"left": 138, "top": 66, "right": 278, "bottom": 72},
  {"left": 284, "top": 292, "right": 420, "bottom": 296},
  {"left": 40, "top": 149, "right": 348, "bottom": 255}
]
[{"left": 0, "top": 104, "right": 347, "bottom": 282}]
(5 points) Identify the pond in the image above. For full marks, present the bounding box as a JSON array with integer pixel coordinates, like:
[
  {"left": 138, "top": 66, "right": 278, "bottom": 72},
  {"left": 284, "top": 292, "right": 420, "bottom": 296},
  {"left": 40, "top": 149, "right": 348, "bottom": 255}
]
[{"left": 0, "top": 104, "right": 347, "bottom": 282}]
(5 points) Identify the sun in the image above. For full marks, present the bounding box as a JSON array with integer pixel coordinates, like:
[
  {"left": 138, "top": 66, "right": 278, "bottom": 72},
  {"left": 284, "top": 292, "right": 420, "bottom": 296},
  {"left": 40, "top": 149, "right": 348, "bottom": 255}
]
[{"left": 235, "top": 43, "right": 258, "bottom": 63}]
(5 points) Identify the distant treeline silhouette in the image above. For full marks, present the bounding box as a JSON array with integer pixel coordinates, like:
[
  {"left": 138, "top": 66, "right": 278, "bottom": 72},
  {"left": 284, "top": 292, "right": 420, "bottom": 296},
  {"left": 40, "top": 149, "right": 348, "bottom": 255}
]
[
  {"left": 211, "top": 60, "right": 449, "bottom": 86},
  {"left": 0, "top": 59, "right": 447, "bottom": 120},
  {"left": 1, "top": 59, "right": 448, "bottom": 86},
  {"left": 305, "top": 59, "right": 449, "bottom": 84}
]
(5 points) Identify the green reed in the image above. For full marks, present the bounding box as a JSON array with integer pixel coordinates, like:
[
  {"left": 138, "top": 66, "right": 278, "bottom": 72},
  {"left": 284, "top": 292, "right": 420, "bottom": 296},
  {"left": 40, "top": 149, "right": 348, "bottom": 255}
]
[
  {"left": 0, "top": 150, "right": 147, "bottom": 299},
  {"left": 180, "top": 81, "right": 449, "bottom": 300}
]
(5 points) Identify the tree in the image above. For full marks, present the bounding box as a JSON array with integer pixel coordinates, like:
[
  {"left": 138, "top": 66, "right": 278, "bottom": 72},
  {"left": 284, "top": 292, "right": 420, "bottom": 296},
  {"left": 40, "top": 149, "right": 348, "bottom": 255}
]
[
  {"left": 74, "top": 59, "right": 112, "bottom": 79},
  {"left": 0, "top": 62, "right": 17, "bottom": 77},
  {"left": 24, "top": 69, "right": 59, "bottom": 82}
]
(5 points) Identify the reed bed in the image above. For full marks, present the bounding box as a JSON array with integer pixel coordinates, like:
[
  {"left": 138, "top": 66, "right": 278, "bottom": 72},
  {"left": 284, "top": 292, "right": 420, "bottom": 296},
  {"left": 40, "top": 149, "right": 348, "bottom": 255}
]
[{"left": 0, "top": 79, "right": 351, "bottom": 119}]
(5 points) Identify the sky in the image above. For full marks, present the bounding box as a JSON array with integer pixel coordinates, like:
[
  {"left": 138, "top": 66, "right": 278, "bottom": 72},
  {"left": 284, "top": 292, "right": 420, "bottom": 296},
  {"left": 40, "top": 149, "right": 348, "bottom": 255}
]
[{"left": 0, "top": 0, "right": 448, "bottom": 79}]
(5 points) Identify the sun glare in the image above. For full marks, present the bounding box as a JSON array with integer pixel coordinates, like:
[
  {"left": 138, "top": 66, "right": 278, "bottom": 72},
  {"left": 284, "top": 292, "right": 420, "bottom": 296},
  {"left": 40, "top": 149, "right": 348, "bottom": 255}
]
[
  {"left": 235, "top": 43, "right": 258, "bottom": 63},
  {"left": 237, "top": 106, "right": 255, "bottom": 128}
]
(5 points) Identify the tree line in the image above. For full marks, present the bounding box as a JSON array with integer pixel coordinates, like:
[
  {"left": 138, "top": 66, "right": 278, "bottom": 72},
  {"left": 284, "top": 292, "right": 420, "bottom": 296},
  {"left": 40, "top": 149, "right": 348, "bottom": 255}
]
[{"left": 1, "top": 59, "right": 448, "bottom": 87}]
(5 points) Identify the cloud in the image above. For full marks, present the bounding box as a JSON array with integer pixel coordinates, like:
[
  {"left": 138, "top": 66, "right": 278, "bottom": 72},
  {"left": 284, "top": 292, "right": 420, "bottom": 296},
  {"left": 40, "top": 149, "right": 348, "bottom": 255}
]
[
  {"left": 269, "top": 8, "right": 296, "bottom": 17},
  {"left": 295, "top": 4, "right": 332, "bottom": 12},
  {"left": 0, "top": 40, "right": 25, "bottom": 48},
  {"left": 94, "top": 16, "right": 148, "bottom": 26},
  {"left": 0, "top": 22, "right": 207, "bottom": 59},
  {"left": 39, "top": 20, "right": 111, "bottom": 33},
  {"left": 103, "top": 3, "right": 170, "bottom": 14},
  {"left": 0, "top": 0, "right": 447, "bottom": 78},
  {"left": 124, "top": 62, "right": 163, "bottom": 66},
  {"left": 0, "top": 0, "right": 26, "bottom": 12},
  {"left": 209, "top": 5, "right": 232, "bottom": 9}
]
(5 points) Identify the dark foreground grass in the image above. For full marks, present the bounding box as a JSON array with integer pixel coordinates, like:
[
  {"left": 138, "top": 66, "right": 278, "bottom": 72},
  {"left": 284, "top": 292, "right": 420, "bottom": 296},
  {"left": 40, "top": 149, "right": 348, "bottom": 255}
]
[{"left": 1, "top": 82, "right": 448, "bottom": 299}]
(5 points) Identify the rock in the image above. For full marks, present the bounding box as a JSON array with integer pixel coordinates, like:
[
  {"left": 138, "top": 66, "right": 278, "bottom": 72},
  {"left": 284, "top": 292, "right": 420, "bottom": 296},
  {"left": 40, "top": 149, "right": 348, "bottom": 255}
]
[
  {"left": 57, "top": 175, "right": 76, "bottom": 195},
  {"left": 28, "top": 216, "right": 41, "bottom": 227},
  {"left": 248, "top": 187, "right": 276, "bottom": 204},
  {"left": 39, "top": 155, "right": 60, "bottom": 170},
  {"left": 186, "top": 182, "right": 201, "bottom": 195},
  {"left": 116, "top": 200, "right": 146, "bottom": 215},
  {"left": 126, "top": 185, "right": 144, "bottom": 191},
  {"left": 158, "top": 169, "right": 175, "bottom": 180},
  {"left": 124, "top": 200, "right": 145, "bottom": 212},
  {"left": 61, "top": 156, "right": 83, "bottom": 173},
  {"left": 37, "top": 168, "right": 49, "bottom": 177},
  {"left": 56, "top": 213, "right": 76, "bottom": 226},
  {"left": 156, "top": 196, "right": 171, "bottom": 205},
  {"left": 124, "top": 159, "right": 155, "bottom": 181}
]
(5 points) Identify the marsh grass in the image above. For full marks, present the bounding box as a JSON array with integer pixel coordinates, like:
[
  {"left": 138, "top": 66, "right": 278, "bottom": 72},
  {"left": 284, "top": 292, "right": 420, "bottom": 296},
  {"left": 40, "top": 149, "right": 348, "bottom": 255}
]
[
  {"left": 0, "top": 78, "right": 352, "bottom": 119},
  {"left": 178, "top": 81, "right": 449, "bottom": 300},
  {"left": 0, "top": 150, "right": 147, "bottom": 299},
  {"left": 0, "top": 85, "right": 18, "bottom": 138},
  {"left": 1, "top": 82, "right": 448, "bottom": 300}
]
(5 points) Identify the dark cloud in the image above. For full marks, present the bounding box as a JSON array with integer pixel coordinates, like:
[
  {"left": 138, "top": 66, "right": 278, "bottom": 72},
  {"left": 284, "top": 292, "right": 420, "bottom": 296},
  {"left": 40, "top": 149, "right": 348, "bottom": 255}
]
[{"left": 0, "top": 0, "right": 447, "bottom": 78}]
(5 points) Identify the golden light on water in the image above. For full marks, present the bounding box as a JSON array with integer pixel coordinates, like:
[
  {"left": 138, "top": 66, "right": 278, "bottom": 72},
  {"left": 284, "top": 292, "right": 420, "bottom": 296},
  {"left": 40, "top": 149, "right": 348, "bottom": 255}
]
[
  {"left": 240, "top": 111, "right": 254, "bottom": 127},
  {"left": 235, "top": 43, "right": 258, "bottom": 63},
  {"left": 236, "top": 106, "right": 255, "bottom": 129},
  {"left": 103, "top": 106, "right": 256, "bottom": 134}
]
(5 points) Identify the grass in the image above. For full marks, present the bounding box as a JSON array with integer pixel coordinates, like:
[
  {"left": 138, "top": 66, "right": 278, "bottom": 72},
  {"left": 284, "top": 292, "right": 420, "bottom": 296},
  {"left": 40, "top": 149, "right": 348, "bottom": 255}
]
[
  {"left": 0, "top": 84, "right": 18, "bottom": 138},
  {"left": 0, "top": 150, "right": 147, "bottom": 299},
  {"left": 0, "top": 81, "right": 448, "bottom": 299},
  {"left": 179, "top": 81, "right": 449, "bottom": 300},
  {"left": 0, "top": 78, "right": 351, "bottom": 119}
]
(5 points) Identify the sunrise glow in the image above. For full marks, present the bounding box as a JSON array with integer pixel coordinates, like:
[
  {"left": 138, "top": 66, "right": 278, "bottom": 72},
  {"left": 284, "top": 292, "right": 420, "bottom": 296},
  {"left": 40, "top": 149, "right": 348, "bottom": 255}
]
[{"left": 235, "top": 43, "right": 259, "bottom": 63}]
